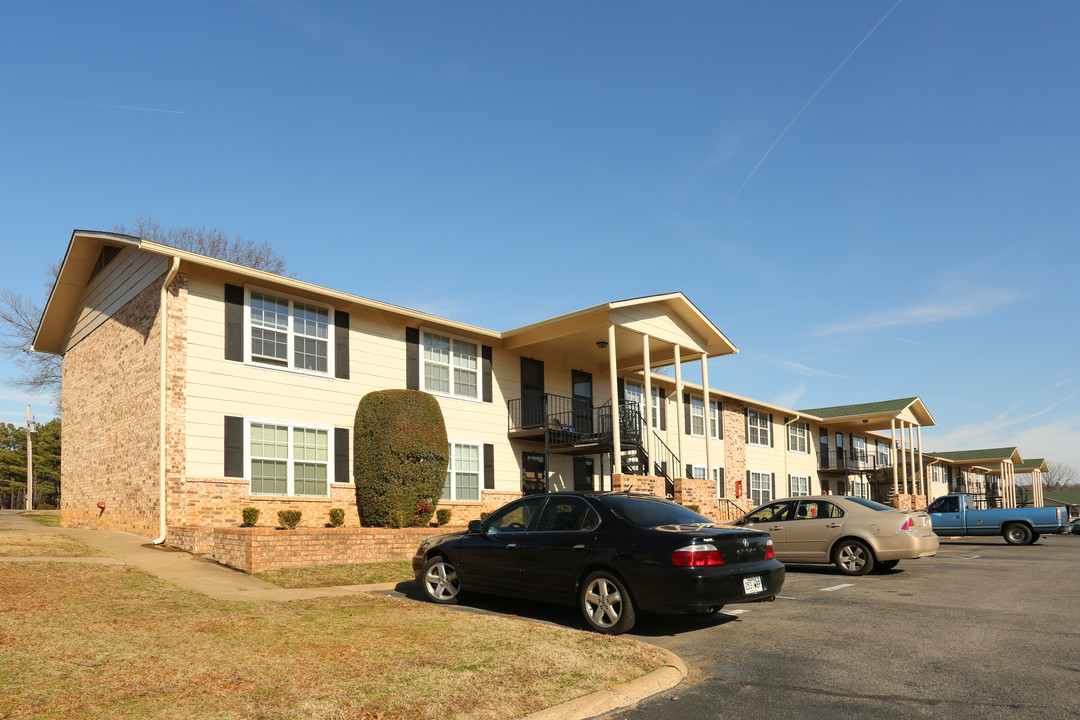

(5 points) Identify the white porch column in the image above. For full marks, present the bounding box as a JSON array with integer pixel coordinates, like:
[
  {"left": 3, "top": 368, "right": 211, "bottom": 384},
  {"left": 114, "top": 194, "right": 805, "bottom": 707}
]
[
  {"left": 701, "top": 353, "right": 712, "bottom": 486},
  {"left": 917, "top": 425, "right": 924, "bottom": 500},
  {"left": 642, "top": 334, "right": 653, "bottom": 473},
  {"left": 899, "top": 420, "right": 908, "bottom": 494},
  {"left": 674, "top": 344, "right": 684, "bottom": 473},
  {"left": 608, "top": 323, "right": 621, "bottom": 476},
  {"left": 891, "top": 419, "right": 899, "bottom": 495}
]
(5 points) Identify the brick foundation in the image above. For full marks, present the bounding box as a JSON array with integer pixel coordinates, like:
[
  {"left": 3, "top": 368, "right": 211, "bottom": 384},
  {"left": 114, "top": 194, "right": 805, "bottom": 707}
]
[{"left": 891, "top": 494, "right": 928, "bottom": 511}]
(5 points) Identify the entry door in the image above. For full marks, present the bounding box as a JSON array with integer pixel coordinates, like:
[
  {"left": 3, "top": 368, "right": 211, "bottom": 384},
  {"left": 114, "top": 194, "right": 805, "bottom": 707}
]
[
  {"left": 572, "top": 370, "right": 593, "bottom": 434},
  {"left": 574, "top": 457, "right": 595, "bottom": 492},
  {"left": 521, "top": 358, "right": 545, "bottom": 429}
]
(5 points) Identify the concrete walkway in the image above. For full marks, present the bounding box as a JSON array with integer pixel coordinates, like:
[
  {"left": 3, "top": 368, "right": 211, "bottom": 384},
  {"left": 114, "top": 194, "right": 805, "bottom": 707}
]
[{"left": 1, "top": 510, "right": 687, "bottom": 718}]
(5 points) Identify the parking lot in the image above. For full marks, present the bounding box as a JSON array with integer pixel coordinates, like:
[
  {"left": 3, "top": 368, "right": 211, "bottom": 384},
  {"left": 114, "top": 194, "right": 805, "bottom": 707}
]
[{"left": 611, "top": 534, "right": 1080, "bottom": 720}]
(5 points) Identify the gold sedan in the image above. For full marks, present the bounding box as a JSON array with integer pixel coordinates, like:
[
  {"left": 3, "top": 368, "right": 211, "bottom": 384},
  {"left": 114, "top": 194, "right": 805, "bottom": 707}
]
[{"left": 730, "top": 496, "right": 938, "bottom": 576}]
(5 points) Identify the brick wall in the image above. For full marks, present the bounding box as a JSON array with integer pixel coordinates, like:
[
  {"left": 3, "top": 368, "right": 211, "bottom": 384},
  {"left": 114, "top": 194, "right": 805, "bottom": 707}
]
[
  {"left": 722, "top": 398, "right": 748, "bottom": 506},
  {"left": 610, "top": 473, "right": 665, "bottom": 496},
  {"left": 61, "top": 275, "right": 166, "bottom": 537},
  {"left": 673, "top": 476, "right": 720, "bottom": 522},
  {"left": 892, "top": 493, "right": 928, "bottom": 511},
  {"left": 168, "top": 525, "right": 452, "bottom": 573}
]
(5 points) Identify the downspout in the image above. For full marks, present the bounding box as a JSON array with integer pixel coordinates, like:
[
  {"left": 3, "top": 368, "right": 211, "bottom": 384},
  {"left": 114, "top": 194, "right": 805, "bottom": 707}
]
[{"left": 153, "top": 257, "right": 182, "bottom": 545}]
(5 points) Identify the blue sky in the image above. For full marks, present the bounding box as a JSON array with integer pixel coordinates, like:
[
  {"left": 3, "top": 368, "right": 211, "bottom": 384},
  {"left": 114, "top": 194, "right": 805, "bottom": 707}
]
[{"left": 2, "top": 1, "right": 1078, "bottom": 470}]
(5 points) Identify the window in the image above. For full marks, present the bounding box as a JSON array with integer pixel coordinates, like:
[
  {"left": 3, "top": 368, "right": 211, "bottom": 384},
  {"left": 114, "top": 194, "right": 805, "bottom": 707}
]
[
  {"left": 787, "top": 422, "right": 809, "bottom": 453},
  {"left": 794, "top": 500, "right": 843, "bottom": 520},
  {"left": 876, "top": 441, "right": 890, "bottom": 466},
  {"left": 249, "top": 291, "right": 330, "bottom": 374},
  {"left": 536, "top": 497, "right": 600, "bottom": 532},
  {"left": 443, "top": 442, "right": 481, "bottom": 501},
  {"left": 484, "top": 496, "right": 545, "bottom": 532},
  {"left": 749, "top": 471, "right": 772, "bottom": 505},
  {"left": 651, "top": 388, "right": 663, "bottom": 429},
  {"left": 249, "top": 420, "right": 330, "bottom": 497},
  {"left": 709, "top": 401, "right": 721, "bottom": 439},
  {"left": 625, "top": 381, "right": 645, "bottom": 414},
  {"left": 852, "top": 436, "right": 867, "bottom": 465},
  {"left": 689, "top": 396, "right": 705, "bottom": 437},
  {"left": 691, "top": 464, "right": 707, "bottom": 480},
  {"left": 747, "top": 410, "right": 771, "bottom": 447},
  {"left": 850, "top": 477, "right": 869, "bottom": 499},
  {"left": 790, "top": 474, "right": 811, "bottom": 496},
  {"left": 423, "top": 331, "right": 478, "bottom": 400}
]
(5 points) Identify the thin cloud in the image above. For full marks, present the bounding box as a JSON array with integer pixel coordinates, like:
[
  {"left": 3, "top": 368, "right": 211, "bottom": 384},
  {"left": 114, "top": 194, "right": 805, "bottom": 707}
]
[
  {"left": 812, "top": 287, "right": 1023, "bottom": 336},
  {"left": 926, "top": 390, "right": 1080, "bottom": 449},
  {"left": 0, "top": 388, "right": 53, "bottom": 405},
  {"left": 772, "top": 381, "right": 807, "bottom": 409},
  {"left": 778, "top": 360, "right": 850, "bottom": 380}
]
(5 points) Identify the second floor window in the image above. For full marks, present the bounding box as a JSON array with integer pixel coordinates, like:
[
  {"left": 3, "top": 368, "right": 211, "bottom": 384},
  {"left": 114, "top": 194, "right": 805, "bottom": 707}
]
[
  {"left": 747, "top": 410, "right": 771, "bottom": 447},
  {"left": 423, "top": 331, "right": 478, "bottom": 400},
  {"left": 787, "top": 422, "right": 809, "bottom": 453},
  {"left": 690, "top": 396, "right": 705, "bottom": 436},
  {"left": 249, "top": 291, "right": 330, "bottom": 373},
  {"left": 709, "top": 401, "right": 721, "bottom": 439}
]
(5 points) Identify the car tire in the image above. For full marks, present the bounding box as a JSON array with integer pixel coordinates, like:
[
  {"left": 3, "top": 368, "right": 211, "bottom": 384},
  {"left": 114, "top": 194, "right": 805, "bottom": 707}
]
[
  {"left": 873, "top": 559, "right": 900, "bottom": 573},
  {"left": 579, "top": 570, "right": 636, "bottom": 635},
  {"left": 833, "top": 539, "right": 875, "bottom": 576},
  {"left": 421, "top": 555, "right": 461, "bottom": 604},
  {"left": 1003, "top": 523, "right": 1033, "bottom": 546}
]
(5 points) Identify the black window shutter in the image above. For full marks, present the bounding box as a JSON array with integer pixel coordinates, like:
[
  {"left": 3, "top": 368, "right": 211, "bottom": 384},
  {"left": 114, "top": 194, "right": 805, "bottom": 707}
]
[
  {"left": 482, "top": 345, "right": 493, "bottom": 403},
  {"left": 769, "top": 414, "right": 774, "bottom": 447},
  {"left": 684, "top": 394, "right": 692, "bottom": 435},
  {"left": 658, "top": 388, "right": 667, "bottom": 430},
  {"left": 717, "top": 401, "right": 724, "bottom": 439},
  {"left": 224, "top": 416, "right": 243, "bottom": 478},
  {"left": 746, "top": 469, "right": 751, "bottom": 498},
  {"left": 333, "top": 311, "right": 350, "bottom": 379},
  {"left": 334, "top": 428, "right": 350, "bottom": 483},
  {"left": 224, "top": 284, "right": 244, "bottom": 362},
  {"left": 405, "top": 327, "right": 419, "bottom": 390},
  {"left": 686, "top": 463, "right": 693, "bottom": 479},
  {"left": 483, "top": 443, "right": 495, "bottom": 490},
  {"left": 617, "top": 379, "right": 625, "bottom": 403},
  {"left": 745, "top": 407, "right": 750, "bottom": 442},
  {"left": 717, "top": 467, "right": 725, "bottom": 497},
  {"left": 771, "top": 473, "right": 777, "bottom": 498}
]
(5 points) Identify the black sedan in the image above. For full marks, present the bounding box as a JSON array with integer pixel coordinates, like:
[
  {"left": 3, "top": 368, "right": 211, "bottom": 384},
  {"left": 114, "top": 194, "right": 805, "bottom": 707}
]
[{"left": 412, "top": 491, "right": 785, "bottom": 634}]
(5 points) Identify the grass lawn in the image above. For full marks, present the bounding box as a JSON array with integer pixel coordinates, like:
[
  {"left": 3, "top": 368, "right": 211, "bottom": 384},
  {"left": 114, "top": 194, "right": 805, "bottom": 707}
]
[
  {"left": 0, "top": 562, "right": 666, "bottom": 720},
  {"left": 23, "top": 512, "right": 61, "bottom": 527},
  {"left": 256, "top": 561, "right": 414, "bottom": 588},
  {"left": 0, "top": 532, "right": 103, "bottom": 557}
]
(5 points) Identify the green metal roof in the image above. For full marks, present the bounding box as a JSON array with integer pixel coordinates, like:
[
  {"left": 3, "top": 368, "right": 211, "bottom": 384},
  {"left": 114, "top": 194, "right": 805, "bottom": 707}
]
[
  {"left": 799, "top": 397, "right": 921, "bottom": 419},
  {"left": 929, "top": 448, "right": 1019, "bottom": 463},
  {"left": 1043, "top": 491, "right": 1080, "bottom": 506},
  {"left": 1015, "top": 458, "right": 1047, "bottom": 471}
]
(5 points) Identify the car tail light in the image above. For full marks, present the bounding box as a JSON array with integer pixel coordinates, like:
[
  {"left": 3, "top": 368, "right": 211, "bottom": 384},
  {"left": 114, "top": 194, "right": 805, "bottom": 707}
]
[
  {"left": 765, "top": 539, "right": 775, "bottom": 559},
  {"left": 898, "top": 517, "right": 914, "bottom": 532},
  {"left": 673, "top": 543, "right": 725, "bottom": 567}
]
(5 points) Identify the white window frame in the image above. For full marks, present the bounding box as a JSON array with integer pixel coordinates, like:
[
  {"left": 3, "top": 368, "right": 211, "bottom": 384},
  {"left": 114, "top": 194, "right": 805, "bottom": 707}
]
[
  {"left": 709, "top": 400, "right": 721, "bottom": 440},
  {"left": 749, "top": 470, "right": 773, "bottom": 506},
  {"left": 790, "top": 474, "right": 811, "bottom": 496},
  {"left": 689, "top": 396, "right": 706, "bottom": 437},
  {"left": 691, "top": 464, "right": 707, "bottom": 480},
  {"left": 245, "top": 417, "right": 333, "bottom": 498},
  {"left": 245, "top": 286, "right": 334, "bottom": 377},
  {"left": 747, "top": 410, "right": 771, "bottom": 447},
  {"left": 787, "top": 421, "right": 809, "bottom": 454},
  {"left": 421, "top": 329, "right": 480, "bottom": 402},
  {"left": 849, "top": 476, "right": 870, "bottom": 499},
  {"left": 624, "top": 381, "right": 646, "bottom": 415},
  {"left": 876, "top": 440, "right": 890, "bottom": 467},
  {"left": 651, "top": 388, "right": 663, "bottom": 430},
  {"left": 443, "top": 440, "right": 482, "bottom": 501}
]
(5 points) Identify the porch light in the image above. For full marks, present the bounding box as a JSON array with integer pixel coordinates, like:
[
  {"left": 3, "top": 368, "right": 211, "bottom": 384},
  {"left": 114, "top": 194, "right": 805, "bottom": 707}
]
[{"left": 596, "top": 341, "right": 608, "bottom": 349}]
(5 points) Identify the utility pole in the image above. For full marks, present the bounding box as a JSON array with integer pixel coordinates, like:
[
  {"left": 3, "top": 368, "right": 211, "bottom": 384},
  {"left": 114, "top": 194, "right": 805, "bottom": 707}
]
[{"left": 25, "top": 405, "right": 33, "bottom": 511}]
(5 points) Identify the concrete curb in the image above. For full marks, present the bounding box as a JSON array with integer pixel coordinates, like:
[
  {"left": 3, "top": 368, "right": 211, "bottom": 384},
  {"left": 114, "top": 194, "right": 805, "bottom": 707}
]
[{"left": 518, "top": 649, "right": 687, "bottom": 720}]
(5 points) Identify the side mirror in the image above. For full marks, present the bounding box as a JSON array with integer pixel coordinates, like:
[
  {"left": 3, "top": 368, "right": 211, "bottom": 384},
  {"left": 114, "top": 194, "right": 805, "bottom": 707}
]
[{"left": 467, "top": 520, "right": 483, "bottom": 534}]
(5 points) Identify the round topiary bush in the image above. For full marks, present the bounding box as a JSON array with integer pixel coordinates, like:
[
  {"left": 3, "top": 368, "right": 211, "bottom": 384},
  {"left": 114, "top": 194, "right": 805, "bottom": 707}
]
[{"left": 354, "top": 389, "right": 448, "bottom": 528}]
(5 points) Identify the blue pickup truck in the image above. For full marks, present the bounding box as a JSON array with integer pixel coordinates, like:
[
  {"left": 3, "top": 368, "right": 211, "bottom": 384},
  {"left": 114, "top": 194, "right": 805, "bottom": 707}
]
[{"left": 926, "top": 494, "right": 1070, "bottom": 545}]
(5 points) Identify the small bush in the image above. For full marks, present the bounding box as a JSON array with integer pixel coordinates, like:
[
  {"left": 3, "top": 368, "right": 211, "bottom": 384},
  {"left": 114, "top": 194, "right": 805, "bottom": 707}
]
[
  {"left": 684, "top": 504, "right": 700, "bottom": 514},
  {"left": 328, "top": 508, "right": 346, "bottom": 527},
  {"left": 415, "top": 500, "right": 434, "bottom": 527},
  {"left": 35, "top": 503, "right": 56, "bottom": 511},
  {"left": 480, "top": 511, "right": 492, "bottom": 521},
  {"left": 278, "top": 510, "right": 302, "bottom": 530},
  {"left": 436, "top": 508, "right": 452, "bottom": 526},
  {"left": 241, "top": 507, "right": 260, "bottom": 527}
]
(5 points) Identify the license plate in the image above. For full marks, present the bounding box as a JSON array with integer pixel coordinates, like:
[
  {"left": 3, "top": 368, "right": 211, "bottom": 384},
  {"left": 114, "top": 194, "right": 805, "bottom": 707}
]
[{"left": 743, "top": 576, "right": 763, "bottom": 594}]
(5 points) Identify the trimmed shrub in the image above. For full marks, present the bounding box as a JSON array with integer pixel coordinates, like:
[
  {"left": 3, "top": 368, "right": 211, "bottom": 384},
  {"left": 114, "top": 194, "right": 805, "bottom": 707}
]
[
  {"left": 354, "top": 390, "right": 448, "bottom": 528},
  {"left": 328, "top": 508, "right": 346, "bottom": 527},
  {"left": 278, "top": 509, "right": 302, "bottom": 530},
  {"left": 35, "top": 503, "right": 57, "bottom": 511},
  {"left": 241, "top": 507, "right": 260, "bottom": 527},
  {"left": 436, "top": 508, "right": 452, "bottom": 526}
]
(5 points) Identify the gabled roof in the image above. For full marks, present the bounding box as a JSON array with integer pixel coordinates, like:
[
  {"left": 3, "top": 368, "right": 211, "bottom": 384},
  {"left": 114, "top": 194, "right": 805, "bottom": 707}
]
[
  {"left": 800, "top": 397, "right": 919, "bottom": 418},
  {"left": 796, "top": 397, "right": 935, "bottom": 430},
  {"left": 1015, "top": 458, "right": 1049, "bottom": 473},
  {"left": 928, "top": 447, "right": 1023, "bottom": 466}
]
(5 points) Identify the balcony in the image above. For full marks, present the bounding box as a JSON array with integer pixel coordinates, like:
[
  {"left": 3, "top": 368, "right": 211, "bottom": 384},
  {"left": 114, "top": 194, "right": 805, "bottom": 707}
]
[{"left": 819, "top": 449, "right": 886, "bottom": 474}]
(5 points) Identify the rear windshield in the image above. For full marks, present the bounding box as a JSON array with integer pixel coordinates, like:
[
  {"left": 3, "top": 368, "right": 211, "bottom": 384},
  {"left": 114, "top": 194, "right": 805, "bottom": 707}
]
[
  {"left": 846, "top": 498, "right": 900, "bottom": 512},
  {"left": 600, "top": 495, "right": 711, "bottom": 528}
]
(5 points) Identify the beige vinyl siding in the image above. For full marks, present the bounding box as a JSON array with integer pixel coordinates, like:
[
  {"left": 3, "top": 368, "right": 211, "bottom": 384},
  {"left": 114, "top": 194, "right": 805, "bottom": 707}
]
[
  {"left": 608, "top": 307, "right": 707, "bottom": 354},
  {"left": 184, "top": 275, "right": 519, "bottom": 495},
  {"left": 64, "top": 248, "right": 169, "bottom": 352}
]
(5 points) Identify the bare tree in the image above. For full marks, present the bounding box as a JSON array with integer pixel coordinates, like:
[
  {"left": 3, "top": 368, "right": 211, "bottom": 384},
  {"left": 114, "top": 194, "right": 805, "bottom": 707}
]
[
  {"left": 0, "top": 217, "right": 290, "bottom": 399},
  {"left": 1044, "top": 461, "right": 1080, "bottom": 492}
]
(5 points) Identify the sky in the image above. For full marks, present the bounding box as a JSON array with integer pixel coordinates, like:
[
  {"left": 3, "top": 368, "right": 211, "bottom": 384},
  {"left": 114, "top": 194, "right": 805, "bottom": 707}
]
[{"left": 1, "top": 1, "right": 1078, "bottom": 471}]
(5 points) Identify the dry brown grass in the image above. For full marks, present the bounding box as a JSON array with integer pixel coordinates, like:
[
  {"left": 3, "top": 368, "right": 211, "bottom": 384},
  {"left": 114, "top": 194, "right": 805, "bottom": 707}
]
[
  {"left": 0, "top": 532, "right": 103, "bottom": 557},
  {"left": 255, "top": 561, "right": 414, "bottom": 588},
  {"left": 0, "top": 563, "right": 665, "bottom": 720}
]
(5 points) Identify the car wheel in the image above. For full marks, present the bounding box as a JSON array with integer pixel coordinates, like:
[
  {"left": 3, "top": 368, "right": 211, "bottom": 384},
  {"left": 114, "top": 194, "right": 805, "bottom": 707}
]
[
  {"left": 421, "top": 556, "right": 461, "bottom": 604},
  {"left": 1003, "top": 523, "right": 1033, "bottom": 546},
  {"left": 873, "top": 559, "right": 900, "bottom": 573},
  {"left": 1030, "top": 533, "right": 1040, "bottom": 543},
  {"left": 833, "top": 539, "right": 875, "bottom": 576},
  {"left": 580, "top": 571, "right": 636, "bottom": 635}
]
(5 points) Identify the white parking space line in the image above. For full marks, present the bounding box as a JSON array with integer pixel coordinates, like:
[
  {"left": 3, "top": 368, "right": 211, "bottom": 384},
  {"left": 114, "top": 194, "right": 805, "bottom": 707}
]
[
  {"left": 820, "top": 583, "right": 854, "bottom": 592},
  {"left": 727, "top": 609, "right": 748, "bottom": 615},
  {"left": 776, "top": 595, "right": 797, "bottom": 600}
]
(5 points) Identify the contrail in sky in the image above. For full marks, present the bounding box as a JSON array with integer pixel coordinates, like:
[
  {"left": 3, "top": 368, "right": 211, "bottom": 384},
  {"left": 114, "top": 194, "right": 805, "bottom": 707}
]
[
  {"left": 722, "top": 0, "right": 903, "bottom": 215},
  {"left": 52, "top": 99, "right": 185, "bottom": 114}
]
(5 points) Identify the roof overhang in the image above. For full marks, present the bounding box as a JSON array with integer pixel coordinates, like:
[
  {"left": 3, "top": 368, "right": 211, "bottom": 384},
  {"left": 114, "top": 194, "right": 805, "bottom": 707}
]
[{"left": 802, "top": 398, "right": 936, "bottom": 433}]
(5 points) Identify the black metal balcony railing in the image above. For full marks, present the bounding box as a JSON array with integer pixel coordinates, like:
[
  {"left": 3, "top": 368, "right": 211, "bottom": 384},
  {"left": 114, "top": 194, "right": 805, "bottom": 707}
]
[{"left": 818, "top": 449, "right": 887, "bottom": 473}]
